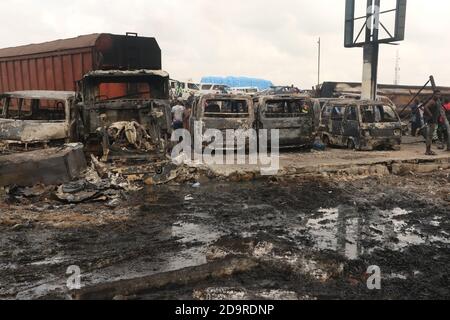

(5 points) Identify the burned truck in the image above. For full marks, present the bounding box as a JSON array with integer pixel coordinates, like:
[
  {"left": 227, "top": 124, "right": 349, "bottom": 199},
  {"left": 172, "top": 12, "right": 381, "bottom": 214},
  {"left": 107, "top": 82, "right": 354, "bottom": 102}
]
[
  {"left": 253, "top": 94, "right": 320, "bottom": 148},
  {"left": 0, "top": 33, "right": 171, "bottom": 159},
  {"left": 319, "top": 99, "right": 403, "bottom": 151},
  {"left": 0, "top": 91, "right": 77, "bottom": 151},
  {"left": 76, "top": 70, "right": 171, "bottom": 160}
]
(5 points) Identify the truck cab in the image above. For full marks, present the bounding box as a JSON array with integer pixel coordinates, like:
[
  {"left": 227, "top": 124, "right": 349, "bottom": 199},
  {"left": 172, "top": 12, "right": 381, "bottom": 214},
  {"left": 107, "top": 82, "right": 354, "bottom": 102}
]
[{"left": 77, "top": 70, "right": 172, "bottom": 159}]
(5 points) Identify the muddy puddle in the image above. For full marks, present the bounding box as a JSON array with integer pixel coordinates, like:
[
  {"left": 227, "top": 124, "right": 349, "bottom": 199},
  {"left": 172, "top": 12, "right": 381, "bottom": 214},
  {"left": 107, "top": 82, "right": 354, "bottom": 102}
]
[
  {"left": 303, "top": 206, "right": 450, "bottom": 259},
  {"left": 0, "top": 171, "right": 449, "bottom": 299}
]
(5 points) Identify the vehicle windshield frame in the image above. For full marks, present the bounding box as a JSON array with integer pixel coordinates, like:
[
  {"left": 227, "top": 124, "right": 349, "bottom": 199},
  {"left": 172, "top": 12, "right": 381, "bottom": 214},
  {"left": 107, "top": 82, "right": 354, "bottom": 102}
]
[
  {"left": 2, "top": 96, "right": 69, "bottom": 122},
  {"left": 263, "top": 99, "right": 312, "bottom": 118},
  {"left": 202, "top": 98, "right": 250, "bottom": 119},
  {"left": 86, "top": 75, "right": 168, "bottom": 102},
  {"left": 360, "top": 104, "right": 399, "bottom": 124}
]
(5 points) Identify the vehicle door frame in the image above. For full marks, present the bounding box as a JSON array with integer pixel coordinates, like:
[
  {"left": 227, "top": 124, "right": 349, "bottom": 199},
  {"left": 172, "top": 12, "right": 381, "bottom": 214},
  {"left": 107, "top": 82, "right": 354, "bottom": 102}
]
[
  {"left": 189, "top": 96, "right": 202, "bottom": 136},
  {"left": 329, "top": 103, "right": 345, "bottom": 145},
  {"left": 342, "top": 104, "right": 360, "bottom": 147}
]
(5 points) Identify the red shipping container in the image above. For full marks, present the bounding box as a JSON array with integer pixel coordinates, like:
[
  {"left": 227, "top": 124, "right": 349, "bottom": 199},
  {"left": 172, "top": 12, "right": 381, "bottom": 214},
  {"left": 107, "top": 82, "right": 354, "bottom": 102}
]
[{"left": 0, "top": 33, "right": 162, "bottom": 93}]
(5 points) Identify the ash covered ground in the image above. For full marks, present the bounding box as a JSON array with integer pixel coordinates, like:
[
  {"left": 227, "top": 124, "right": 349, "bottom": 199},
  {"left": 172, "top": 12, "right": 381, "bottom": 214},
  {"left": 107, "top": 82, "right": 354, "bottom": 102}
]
[{"left": 0, "top": 169, "right": 449, "bottom": 300}]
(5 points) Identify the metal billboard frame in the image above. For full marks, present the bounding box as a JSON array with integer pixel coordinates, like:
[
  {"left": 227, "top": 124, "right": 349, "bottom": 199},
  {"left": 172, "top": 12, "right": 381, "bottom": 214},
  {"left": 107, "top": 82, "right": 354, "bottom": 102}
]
[{"left": 345, "top": 0, "right": 407, "bottom": 48}]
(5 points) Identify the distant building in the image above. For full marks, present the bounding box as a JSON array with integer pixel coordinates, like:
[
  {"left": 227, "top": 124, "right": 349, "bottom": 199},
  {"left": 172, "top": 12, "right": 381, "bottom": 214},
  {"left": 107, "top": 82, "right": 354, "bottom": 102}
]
[
  {"left": 200, "top": 76, "right": 273, "bottom": 91},
  {"left": 318, "top": 81, "right": 450, "bottom": 107}
]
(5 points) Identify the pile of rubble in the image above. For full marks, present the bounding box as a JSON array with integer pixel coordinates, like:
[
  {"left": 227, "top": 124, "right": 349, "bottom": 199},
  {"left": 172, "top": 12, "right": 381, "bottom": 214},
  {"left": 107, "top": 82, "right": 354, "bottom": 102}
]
[{"left": 101, "top": 120, "right": 168, "bottom": 161}]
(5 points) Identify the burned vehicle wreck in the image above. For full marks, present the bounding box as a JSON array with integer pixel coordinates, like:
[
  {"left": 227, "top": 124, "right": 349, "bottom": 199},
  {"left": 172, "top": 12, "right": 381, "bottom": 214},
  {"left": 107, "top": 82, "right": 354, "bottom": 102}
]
[
  {"left": 254, "top": 94, "right": 320, "bottom": 148},
  {"left": 319, "top": 99, "right": 403, "bottom": 151},
  {"left": 77, "top": 70, "right": 172, "bottom": 160},
  {"left": 0, "top": 91, "right": 77, "bottom": 151},
  {"left": 0, "top": 91, "right": 87, "bottom": 187},
  {"left": 189, "top": 94, "right": 255, "bottom": 150}
]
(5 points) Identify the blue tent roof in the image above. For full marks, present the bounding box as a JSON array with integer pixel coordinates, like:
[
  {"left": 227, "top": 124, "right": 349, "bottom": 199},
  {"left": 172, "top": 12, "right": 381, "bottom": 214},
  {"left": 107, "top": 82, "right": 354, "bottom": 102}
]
[{"left": 200, "top": 76, "right": 273, "bottom": 90}]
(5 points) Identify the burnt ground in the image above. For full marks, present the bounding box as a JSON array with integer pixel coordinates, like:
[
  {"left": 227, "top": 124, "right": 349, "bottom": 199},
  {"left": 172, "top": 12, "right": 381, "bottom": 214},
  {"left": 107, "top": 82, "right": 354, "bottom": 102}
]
[{"left": 0, "top": 169, "right": 449, "bottom": 300}]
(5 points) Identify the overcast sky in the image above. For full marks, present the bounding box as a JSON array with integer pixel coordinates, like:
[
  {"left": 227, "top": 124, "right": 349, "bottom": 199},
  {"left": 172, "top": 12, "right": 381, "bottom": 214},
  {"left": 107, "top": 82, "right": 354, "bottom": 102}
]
[{"left": 0, "top": 0, "right": 448, "bottom": 88}]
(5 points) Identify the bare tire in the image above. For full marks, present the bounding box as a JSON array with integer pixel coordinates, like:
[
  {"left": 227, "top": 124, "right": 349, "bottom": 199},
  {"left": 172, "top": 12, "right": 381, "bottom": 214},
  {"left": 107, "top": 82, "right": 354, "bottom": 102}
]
[{"left": 347, "top": 139, "right": 356, "bottom": 150}]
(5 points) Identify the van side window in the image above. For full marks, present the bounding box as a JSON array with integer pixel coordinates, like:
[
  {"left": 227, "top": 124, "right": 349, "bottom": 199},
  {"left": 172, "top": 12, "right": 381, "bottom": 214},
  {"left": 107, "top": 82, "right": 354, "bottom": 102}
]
[
  {"left": 361, "top": 105, "right": 398, "bottom": 123},
  {"left": 265, "top": 100, "right": 310, "bottom": 118},
  {"left": 5, "top": 98, "right": 66, "bottom": 121},
  {"left": 6, "top": 98, "right": 28, "bottom": 119},
  {"left": 346, "top": 106, "right": 357, "bottom": 121},
  {"left": 322, "top": 106, "right": 332, "bottom": 118},
  {"left": 204, "top": 99, "right": 249, "bottom": 118},
  {"left": 331, "top": 105, "right": 345, "bottom": 120}
]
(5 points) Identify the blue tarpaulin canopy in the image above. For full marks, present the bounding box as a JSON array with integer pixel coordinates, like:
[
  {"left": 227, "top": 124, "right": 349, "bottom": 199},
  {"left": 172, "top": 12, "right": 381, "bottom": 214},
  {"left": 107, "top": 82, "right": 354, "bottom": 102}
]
[{"left": 200, "top": 76, "right": 273, "bottom": 90}]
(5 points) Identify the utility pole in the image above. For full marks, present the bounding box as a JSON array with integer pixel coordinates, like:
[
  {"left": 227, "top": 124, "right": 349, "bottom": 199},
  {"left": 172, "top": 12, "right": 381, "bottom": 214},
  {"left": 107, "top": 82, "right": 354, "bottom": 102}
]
[
  {"left": 394, "top": 49, "right": 400, "bottom": 85},
  {"left": 361, "top": 0, "right": 380, "bottom": 100},
  {"left": 317, "top": 37, "right": 321, "bottom": 88}
]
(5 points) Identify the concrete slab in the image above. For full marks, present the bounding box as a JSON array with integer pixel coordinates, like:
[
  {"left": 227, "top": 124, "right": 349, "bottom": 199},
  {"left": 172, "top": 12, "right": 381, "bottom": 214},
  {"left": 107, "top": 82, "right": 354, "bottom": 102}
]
[
  {"left": 0, "top": 143, "right": 87, "bottom": 187},
  {"left": 199, "top": 143, "right": 450, "bottom": 177}
]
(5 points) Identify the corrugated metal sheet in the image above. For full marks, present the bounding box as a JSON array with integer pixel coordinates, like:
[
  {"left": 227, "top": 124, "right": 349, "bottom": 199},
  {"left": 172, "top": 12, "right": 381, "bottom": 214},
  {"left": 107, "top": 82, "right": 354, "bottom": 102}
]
[
  {"left": 0, "top": 34, "right": 100, "bottom": 59},
  {"left": 0, "top": 33, "right": 162, "bottom": 93}
]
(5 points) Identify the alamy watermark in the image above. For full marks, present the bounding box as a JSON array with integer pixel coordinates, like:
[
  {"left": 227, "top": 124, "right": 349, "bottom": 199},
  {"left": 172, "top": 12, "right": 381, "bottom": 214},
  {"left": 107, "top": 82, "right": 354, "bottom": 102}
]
[
  {"left": 366, "top": 5, "right": 381, "bottom": 30},
  {"left": 66, "top": 265, "right": 81, "bottom": 290},
  {"left": 367, "top": 265, "right": 381, "bottom": 290},
  {"left": 170, "top": 121, "right": 280, "bottom": 175}
]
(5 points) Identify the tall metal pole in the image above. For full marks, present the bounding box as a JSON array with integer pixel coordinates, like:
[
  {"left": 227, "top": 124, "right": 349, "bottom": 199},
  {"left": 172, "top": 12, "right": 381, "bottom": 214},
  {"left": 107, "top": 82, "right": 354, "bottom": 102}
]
[
  {"left": 318, "top": 37, "right": 321, "bottom": 87},
  {"left": 361, "top": 0, "right": 380, "bottom": 100},
  {"left": 394, "top": 50, "right": 400, "bottom": 85}
]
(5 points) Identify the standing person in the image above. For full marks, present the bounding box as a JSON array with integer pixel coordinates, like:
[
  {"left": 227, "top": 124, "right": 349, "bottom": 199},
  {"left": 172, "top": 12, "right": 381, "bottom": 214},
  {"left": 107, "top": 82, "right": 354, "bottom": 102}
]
[
  {"left": 437, "top": 98, "right": 450, "bottom": 149},
  {"left": 410, "top": 98, "right": 422, "bottom": 136},
  {"left": 187, "top": 92, "right": 195, "bottom": 109},
  {"left": 423, "top": 93, "right": 441, "bottom": 155},
  {"left": 171, "top": 101, "right": 185, "bottom": 130},
  {"left": 183, "top": 105, "right": 192, "bottom": 131}
]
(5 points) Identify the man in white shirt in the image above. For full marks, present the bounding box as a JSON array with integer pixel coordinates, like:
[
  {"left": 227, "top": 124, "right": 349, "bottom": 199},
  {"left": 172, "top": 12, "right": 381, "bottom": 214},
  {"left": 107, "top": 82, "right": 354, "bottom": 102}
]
[{"left": 171, "top": 102, "right": 186, "bottom": 130}]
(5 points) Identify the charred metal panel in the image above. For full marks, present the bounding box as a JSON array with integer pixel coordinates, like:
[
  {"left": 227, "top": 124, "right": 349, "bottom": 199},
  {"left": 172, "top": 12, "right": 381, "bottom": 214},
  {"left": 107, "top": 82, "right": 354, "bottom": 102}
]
[
  {"left": 96, "top": 34, "right": 162, "bottom": 70},
  {"left": 255, "top": 95, "right": 315, "bottom": 147},
  {"left": 86, "top": 100, "right": 171, "bottom": 134},
  {"left": 0, "top": 144, "right": 86, "bottom": 187},
  {"left": 191, "top": 94, "right": 255, "bottom": 132},
  {"left": 370, "top": 127, "right": 395, "bottom": 137},
  {"left": 0, "top": 120, "right": 68, "bottom": 142}
]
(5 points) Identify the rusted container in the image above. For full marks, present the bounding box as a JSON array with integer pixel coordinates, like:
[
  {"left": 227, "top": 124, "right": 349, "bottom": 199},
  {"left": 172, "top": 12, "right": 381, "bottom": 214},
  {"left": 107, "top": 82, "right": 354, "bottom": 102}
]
[{"left": 0, "top": 33, "right": 162, "bottom": 93}]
